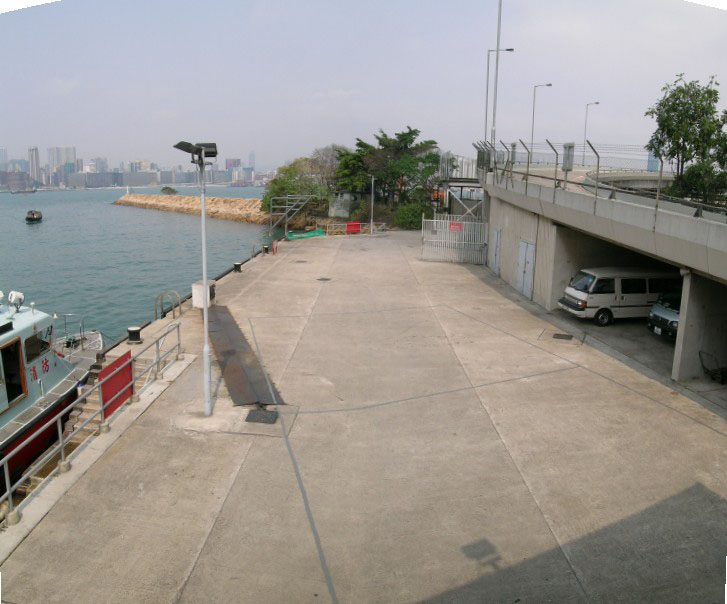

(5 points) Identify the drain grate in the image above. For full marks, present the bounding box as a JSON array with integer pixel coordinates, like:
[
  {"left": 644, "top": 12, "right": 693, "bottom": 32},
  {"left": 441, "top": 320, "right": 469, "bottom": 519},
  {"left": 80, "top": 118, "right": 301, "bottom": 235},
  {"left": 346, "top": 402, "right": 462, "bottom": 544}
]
[
  {"left": 246, "top": 408, "right": 279, "bottom": 424},
  {"left": 552, "top": 333, "right": 574, "bottom": 341},
  {"left": 295, "top": 260, "right": 307, "bottom": 263},
  {"left": 317, "top": 277, "right": 331, "bottom": 281}
]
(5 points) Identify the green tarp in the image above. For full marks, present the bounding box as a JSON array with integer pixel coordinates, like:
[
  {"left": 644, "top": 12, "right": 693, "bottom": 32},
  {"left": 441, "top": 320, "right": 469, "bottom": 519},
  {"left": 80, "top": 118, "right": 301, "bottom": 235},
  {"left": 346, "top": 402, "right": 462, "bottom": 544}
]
[{"left": 287, "top": 228, "right": 325, "bottom": 240}]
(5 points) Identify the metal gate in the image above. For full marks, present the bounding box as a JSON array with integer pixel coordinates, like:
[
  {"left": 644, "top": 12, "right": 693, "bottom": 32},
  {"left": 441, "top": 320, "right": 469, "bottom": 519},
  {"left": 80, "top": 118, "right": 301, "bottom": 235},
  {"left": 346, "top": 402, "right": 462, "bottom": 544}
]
[
  {"left": 421, "top": 213, "right": 488, "bottom": 264},
  {"left": 516, "top": 239, "right": 535, "bottom": 298}
]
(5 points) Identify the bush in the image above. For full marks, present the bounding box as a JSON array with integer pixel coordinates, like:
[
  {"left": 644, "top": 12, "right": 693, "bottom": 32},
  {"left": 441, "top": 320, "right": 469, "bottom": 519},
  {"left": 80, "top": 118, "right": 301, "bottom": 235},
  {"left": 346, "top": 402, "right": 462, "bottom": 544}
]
[
  {"left": 161, "top": 186, "right": 177, "bottom": 195},
  {"left": 393, "top": 203, "right": 433, "bottom": 229}
]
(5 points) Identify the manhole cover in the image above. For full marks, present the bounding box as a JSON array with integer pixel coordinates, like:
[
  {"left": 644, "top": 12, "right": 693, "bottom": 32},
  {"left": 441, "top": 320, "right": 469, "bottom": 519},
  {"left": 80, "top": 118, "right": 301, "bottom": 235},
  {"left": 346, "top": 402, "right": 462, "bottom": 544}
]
[
  {"left": 246, "top": 408, "right": 279, "bottom": 424},
  {"left": 317, "top": 277, "right": 331, "bottom": 281},
  {"left": 552, "top": 333, "right": 573, "bottom": 341},
  {"left": 296, "top": 260, "right": 307, "bottom": 263}
]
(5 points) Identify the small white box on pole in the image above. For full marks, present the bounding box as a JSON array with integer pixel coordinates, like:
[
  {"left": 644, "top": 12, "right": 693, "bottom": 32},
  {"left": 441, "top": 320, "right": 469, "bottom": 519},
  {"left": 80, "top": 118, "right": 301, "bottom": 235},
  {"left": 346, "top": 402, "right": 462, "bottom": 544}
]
[{"left": 192, "top": 280, "right": 216, "bottom": 309}]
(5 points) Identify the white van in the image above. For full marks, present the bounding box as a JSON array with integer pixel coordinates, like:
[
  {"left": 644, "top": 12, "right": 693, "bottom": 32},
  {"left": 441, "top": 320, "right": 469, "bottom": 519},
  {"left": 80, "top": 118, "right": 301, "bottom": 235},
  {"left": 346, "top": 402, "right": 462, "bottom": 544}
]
[{"left": 557, "top": 267, "right": 681, "bottom": 326}]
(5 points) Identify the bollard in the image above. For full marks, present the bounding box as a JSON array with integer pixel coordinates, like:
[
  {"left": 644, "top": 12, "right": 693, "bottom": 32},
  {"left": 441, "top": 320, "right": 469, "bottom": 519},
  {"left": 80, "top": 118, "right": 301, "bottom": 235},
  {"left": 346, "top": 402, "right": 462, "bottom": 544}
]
[
  {"left": 127, "top": 326, "right": 143, "bottom": 345},
  {"left": 262, "top": 245, "right": 269, "bottom": 254},
  {"left": 233, "top": 262, "right": 243, "bottom": 273}
]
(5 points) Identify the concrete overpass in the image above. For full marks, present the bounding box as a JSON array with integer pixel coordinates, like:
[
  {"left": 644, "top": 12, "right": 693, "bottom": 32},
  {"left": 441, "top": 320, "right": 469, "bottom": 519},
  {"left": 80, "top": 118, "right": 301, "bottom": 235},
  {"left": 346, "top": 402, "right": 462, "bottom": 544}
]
[{"left": 481, "top": 171, "right": 727, "bottom": 382}]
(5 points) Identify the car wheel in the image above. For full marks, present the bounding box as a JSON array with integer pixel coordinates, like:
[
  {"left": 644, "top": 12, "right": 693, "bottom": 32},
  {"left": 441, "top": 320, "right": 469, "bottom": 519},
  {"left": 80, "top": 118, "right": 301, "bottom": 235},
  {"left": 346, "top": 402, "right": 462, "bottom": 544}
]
[{"left": 594, "top": 309, "right": 613, "bottom": 326}]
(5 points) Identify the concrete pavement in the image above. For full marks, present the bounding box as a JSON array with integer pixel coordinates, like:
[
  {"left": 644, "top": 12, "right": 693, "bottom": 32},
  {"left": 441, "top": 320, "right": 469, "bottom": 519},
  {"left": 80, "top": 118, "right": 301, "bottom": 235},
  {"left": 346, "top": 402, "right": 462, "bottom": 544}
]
[{"left": 2, "top": 231, "right": 726, "bottom": 602}]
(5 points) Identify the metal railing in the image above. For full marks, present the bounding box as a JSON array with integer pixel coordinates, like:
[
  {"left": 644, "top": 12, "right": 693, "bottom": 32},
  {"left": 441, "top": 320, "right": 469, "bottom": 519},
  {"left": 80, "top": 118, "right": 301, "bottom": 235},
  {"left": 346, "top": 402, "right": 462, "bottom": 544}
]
[
  {"left": 0, "top": 321, "right": 182, "bottom": 525},
  {"left": 155, "top": 290, "right": 182, "bottom": 321}
]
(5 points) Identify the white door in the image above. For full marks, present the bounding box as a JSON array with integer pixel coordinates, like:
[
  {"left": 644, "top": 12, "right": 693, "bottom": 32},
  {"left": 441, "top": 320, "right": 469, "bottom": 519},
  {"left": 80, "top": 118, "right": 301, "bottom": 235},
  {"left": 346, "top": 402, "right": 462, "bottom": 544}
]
[
  {"left": 618, "top": 277, "right": 649, "bottom": 318},
  {"left": 491, "top": 229, "right": 501, "bottom": 275},
  {"left": 517, "top": 240, "right": 535, "bottom": 299}
]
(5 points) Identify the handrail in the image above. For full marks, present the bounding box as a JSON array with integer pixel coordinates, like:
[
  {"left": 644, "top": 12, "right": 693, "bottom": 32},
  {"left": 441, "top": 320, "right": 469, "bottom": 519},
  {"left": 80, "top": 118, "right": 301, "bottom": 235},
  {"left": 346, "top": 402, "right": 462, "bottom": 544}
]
[{"left": 0, "top": 320, "right": 183, "bottom": 524}]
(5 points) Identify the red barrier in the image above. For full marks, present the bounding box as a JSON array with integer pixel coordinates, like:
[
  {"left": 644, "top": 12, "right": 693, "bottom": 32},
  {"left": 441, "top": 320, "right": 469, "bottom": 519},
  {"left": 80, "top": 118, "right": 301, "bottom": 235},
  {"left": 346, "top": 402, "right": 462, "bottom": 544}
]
[
  {"left": 449, "top": 222, "right": 463, "bottom": 232},
  {"left": 100, "top": 351, "right": 133, "bottom": 420},
  {"left": 346, "top": 222, "right": 361, "bottom": 234}
]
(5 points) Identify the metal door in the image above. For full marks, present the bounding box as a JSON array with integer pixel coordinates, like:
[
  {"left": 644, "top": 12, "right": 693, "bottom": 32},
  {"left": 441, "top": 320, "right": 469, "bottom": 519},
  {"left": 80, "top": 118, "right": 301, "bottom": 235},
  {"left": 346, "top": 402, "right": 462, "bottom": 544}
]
[
  {"left": 492, "top": 229, "right": 501, "bottom": 275},
  {"left": 517, "top": 240, "right": 535, "bottom": 299}
]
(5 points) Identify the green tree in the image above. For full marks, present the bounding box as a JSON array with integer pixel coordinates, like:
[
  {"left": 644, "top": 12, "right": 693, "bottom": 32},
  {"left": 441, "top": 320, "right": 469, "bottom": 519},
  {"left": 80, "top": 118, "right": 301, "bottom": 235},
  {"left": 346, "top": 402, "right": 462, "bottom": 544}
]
[
  {"left": 335, "top": 127, "right": 439, "bottom": 206},
  {"left": 645, "top": 74, "right": 727, "bottom": 177},
  {"left": 160, "top": 186, "right": 177, "bottom": 195},
  {"left": 261, "top": 158, "right": 329, "bottom": 212},
  {"left": 670, "top": 161, "right": 727, "bottom": 204}
]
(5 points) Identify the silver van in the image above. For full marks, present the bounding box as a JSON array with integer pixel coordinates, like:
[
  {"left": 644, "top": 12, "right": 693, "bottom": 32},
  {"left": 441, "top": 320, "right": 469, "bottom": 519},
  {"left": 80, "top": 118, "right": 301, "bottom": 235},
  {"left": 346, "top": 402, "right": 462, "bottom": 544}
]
[{"left": 558, "top": 267, "right": 681, "bottom": 326}]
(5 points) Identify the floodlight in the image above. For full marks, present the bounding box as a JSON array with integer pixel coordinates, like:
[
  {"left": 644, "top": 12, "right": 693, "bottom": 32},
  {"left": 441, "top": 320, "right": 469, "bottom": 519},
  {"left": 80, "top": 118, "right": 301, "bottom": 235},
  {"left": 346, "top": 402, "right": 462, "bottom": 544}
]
[
  {"left": 173, "top": 141, "right": 200, "bottom": 155},
  {"left": 197, "top": 143, "right": 218, "bottom": 158}
]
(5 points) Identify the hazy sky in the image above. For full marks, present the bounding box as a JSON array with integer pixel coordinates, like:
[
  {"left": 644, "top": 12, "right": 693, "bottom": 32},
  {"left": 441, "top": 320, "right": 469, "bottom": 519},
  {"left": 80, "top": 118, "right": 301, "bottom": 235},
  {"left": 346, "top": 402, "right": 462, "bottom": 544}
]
[{"left": 1, "top": 0, "right": 725, "bottom": 170}]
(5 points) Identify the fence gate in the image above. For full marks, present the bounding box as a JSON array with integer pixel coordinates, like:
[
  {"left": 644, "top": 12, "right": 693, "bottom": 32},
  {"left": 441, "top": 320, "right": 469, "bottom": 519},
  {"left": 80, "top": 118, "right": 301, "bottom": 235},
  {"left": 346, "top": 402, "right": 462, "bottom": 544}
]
[{"left": 421, "top": 213, "right": 488, "bottom": 264}]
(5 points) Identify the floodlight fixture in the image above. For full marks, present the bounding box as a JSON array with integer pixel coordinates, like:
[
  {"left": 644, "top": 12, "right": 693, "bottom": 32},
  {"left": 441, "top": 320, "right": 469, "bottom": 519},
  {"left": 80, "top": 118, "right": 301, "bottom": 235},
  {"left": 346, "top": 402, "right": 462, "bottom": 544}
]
[{"left": 173, "top": 141, "right": 200, "bottom": 155}]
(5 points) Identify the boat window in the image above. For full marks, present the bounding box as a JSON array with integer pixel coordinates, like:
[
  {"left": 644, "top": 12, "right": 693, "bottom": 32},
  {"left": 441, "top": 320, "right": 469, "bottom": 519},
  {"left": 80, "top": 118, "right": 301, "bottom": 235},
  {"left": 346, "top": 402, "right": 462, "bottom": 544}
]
[
  {"left": 25, "top": 326, "right": 53, "bottom": 363},
  {"left": 569, "top": 271, "right": 596, "bottom": 293},
  {"left": 591, "top": 278, "right": 615, "bottom": 294},
  {"left": 621, "top": 278, "right": 646, "bottom": 294}
]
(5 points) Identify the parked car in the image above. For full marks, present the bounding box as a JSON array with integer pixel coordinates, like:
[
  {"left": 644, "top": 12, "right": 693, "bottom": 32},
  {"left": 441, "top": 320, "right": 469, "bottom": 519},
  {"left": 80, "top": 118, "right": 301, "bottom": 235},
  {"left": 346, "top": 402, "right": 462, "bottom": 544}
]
[
  {"left": 647, "top": 292, "right": 681, "bottom": 338},
  {"left": 558, "top": 267, "right": 680, "bottom": 326}
]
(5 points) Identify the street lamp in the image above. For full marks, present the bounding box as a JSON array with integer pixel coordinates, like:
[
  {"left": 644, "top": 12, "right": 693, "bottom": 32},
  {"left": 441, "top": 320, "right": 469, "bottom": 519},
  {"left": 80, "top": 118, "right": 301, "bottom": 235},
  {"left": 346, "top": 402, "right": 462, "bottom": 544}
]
[
  {"left": 583, "top": 101, "right": 600, "bottom": 165},
  {"left": 370, "top": 175, "right": 375, "bottom": 236},
  {"left": 485, "top": 47, "right": 514, "bottom": 143},
  {"left": 530, "top": 83, "right": 552, "bottom": 156},
  {"left": 491, "top": 0, "right": 503, "bottom": 146},
  {"left": 173, "top": 140, "right": 218, "bottom": 417}
]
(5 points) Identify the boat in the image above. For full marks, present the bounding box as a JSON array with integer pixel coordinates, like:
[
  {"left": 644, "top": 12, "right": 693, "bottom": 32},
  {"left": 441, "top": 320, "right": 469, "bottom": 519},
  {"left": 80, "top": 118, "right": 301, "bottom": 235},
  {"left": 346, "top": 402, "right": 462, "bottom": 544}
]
[
  {"left": 10, "top": 189, "right": 37, "bottom": 194},
  {"left": 0, "top": 290, "right": 102, "bottom": 497},
  {"left": 25, "top": 210, "right": 42, "bottom": 223}
]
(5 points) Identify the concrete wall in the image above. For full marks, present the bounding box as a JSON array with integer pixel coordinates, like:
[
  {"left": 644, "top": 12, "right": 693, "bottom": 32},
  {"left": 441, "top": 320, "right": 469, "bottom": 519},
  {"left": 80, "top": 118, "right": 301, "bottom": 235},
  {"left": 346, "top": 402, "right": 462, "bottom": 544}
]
[{"left": 672, "top": 273, "right": 727, "bottom": 381}]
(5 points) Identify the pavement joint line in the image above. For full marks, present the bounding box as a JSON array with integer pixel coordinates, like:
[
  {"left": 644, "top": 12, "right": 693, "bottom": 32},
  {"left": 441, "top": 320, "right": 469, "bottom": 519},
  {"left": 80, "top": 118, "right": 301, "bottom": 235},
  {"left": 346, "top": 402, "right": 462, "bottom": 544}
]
[
  {"left": 294, "top": 366, "right": 580, "bottom": 416},
  {"left": 269, "top": 239, "right": 341, "bottom": 387},
  {"left": 173, "top": 430, "right": 256, "bottom": 604},
  {"left": 248, "top": 319, "right": 339, "bottom": 604},
  {"left": 446, "top": 305, "right": 727, "bottom": 440},
  {"left": 399, "top": 240, "right": 595, "bottom": 603}
]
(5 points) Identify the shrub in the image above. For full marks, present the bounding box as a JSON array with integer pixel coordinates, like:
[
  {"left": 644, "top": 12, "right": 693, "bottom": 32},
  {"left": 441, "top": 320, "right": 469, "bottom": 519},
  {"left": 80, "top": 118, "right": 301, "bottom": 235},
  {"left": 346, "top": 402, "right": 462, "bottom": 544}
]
[
  {"left": 393, "top": 203, "right": 433, "bottom": 229},
  {"left": 161, "top": 186, "right": 177, "bottom": 195}
]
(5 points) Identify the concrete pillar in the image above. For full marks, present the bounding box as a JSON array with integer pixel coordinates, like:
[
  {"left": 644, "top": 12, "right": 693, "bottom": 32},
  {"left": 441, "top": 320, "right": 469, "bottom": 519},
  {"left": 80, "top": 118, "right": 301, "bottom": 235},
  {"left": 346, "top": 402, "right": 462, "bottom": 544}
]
[{"left": 672, "top": 271, "right": 727, "bottom": 381}]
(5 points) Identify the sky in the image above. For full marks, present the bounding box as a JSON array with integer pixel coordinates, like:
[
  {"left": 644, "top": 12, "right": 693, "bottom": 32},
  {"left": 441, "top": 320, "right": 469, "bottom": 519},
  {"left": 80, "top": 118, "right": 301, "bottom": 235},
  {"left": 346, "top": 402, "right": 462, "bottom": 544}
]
[{"left": 0, "top": 0, "right": 725, "bottom": 170}]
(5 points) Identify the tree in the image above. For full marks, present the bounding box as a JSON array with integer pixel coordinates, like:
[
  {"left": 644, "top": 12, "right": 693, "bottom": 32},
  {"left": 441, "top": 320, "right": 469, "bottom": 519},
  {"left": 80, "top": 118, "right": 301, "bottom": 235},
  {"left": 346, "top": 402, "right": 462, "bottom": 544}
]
[
  {"left": 161, "top": 186, "right": 177, "bottom": 195},
  {"left": 645, "top": 74, "right": 727, "bottom": 178},
  {"left": 671, "top": 161, "right": 727, "bottom": 204},
  {"left": 261, "top": 158, "right": 329, "bottom": 212},
  {"left": 335, "top": 127, "right": 440, "bottom": 206},
  {"left": 309, "top": 145, "right": 341, "bottom": 192}
]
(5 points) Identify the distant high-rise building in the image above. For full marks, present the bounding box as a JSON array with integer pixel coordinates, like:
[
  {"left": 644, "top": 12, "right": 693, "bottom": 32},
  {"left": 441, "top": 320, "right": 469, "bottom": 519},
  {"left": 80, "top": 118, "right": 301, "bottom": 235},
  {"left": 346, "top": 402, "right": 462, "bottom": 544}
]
[
  {"left": 226, "top": 158, "right": 241, "bottom": 170},
  {"left": 28, "top": 147, "right": 40, "bottom": 182},
  {"left": 89, "top": 157, "right": 108, "bottom": 173},
  {"left": 47, "top": 146, "right": 76, "bottom": 172},
  {"left": 248, "top": 151, "right": 255, "bottom": 171},
  {"left": 75, "top": 158, "right": 84, "bottom": 173},
  {"left": 0, "top": 147, "right": 8, "bottom": 165}
]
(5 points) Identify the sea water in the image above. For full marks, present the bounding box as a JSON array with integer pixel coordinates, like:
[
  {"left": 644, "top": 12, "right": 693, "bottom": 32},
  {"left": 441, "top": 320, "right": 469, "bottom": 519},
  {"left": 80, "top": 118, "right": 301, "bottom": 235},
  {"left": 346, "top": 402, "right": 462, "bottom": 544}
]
[{"left": 0, "top": 186, "right": 269, "bottom": 341}]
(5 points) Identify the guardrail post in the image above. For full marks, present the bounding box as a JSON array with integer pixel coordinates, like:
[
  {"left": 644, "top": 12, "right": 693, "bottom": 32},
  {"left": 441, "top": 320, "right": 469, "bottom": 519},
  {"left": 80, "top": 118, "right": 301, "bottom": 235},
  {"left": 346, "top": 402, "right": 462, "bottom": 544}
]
[
  {"left": 4, "top": 461, "right": 20, "bottom": 525},
  {"left": 154, "top": 339, "right": 161, "bottom": 379},
  {"left": 586, "top": 140, "right": 600, "bottom": 206},
  {"left": 131, "top": 358, "right": 140, "bottom": 402},
  {"left": 545, "top": 139, "right": 559, "bottom": 203},
  {"left": 175, "top": 323, "right": 182, "bottom": 361},
  {"left": 57, "top": 417, "right": 71, "bottom": 473},
  {"left": 519, "top": 139, "right": 531, "bottom": 196}
]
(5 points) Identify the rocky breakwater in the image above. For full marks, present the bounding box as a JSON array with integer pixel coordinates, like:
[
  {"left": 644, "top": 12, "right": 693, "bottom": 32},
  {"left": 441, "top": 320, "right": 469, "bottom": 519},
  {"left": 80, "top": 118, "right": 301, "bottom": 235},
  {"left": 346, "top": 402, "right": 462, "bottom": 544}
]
[{"left": 114, "top": 193, "right": 267, "bottom": 225}]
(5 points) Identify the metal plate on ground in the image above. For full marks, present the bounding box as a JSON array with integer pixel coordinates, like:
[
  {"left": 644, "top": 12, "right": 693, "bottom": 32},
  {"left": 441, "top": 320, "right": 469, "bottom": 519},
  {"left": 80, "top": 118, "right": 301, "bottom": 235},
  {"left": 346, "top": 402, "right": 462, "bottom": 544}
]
[
  {"left": 317, "top": 277, "right": 331, "bottom": 281},
  {"left": 552, "top": 333, "right": 574, "bottom": 340},
  {"left": 246, "top": 408, "right": 279, "bottom": 424}
]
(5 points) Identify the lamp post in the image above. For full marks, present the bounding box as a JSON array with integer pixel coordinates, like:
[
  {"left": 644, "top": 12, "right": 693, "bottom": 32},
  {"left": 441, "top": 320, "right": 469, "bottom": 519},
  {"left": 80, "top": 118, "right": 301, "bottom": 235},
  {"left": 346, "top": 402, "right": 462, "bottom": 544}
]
[
  {"left": 530, "top": 83, "right": 552, "bottom": 156},
  {"left": 485, "top": 47, "right": 514, "bottom": 142},
  {"left": 582, "top": 101, "right": 600, "bottom": 165},
  {"left": 370, "top": 175, "right": 374, "bottom": 236},
  {"left": 173, "top": 141, "right": 218, "bottom": 417},
  {"left": 491, "top": 0, "right": 503, "bottom": 146}
]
